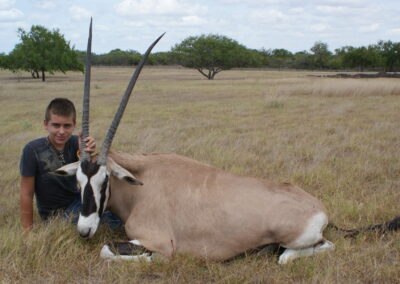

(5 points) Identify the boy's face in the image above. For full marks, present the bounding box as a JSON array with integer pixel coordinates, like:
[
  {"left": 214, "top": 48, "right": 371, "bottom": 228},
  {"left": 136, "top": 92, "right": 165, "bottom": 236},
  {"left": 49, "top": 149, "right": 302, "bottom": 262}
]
[{"left": 44, "top": 113, "right": 76, "bottom": 150}]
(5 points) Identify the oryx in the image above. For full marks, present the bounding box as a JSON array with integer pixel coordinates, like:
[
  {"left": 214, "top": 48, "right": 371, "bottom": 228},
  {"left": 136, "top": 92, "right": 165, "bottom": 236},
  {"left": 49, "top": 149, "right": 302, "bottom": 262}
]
[{"left": 55, "top": 20, "right": 400, "bottom": 264}]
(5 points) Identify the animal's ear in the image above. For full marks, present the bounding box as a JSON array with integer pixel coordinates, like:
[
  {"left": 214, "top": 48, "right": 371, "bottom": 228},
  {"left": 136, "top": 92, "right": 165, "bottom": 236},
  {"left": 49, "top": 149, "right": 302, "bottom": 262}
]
[
  {"left": 53, "top": 161, "right": 80, "bottom": 176},
  {"left": 108, "top": 158, "right": 143, "bottom": 186}
]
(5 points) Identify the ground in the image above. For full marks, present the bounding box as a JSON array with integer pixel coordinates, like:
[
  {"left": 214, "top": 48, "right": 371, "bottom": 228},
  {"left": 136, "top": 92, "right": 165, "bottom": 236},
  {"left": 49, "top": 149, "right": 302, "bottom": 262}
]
[{"left": 0, "top": 67, "right": 399, "bottom": 283}]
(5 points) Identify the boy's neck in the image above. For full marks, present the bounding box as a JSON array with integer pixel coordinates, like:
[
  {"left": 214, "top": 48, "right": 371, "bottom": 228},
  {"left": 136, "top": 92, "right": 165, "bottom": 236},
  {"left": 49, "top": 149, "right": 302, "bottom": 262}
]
[{"left": 47, "top": 136, "right": 65, "bottom": 151}]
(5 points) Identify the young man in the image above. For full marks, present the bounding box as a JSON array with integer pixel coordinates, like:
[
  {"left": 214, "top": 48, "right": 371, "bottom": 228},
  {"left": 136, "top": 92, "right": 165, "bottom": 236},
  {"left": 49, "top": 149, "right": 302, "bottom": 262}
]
[{"left": 20, "top": 98, "right": 98, "bottom": 231}]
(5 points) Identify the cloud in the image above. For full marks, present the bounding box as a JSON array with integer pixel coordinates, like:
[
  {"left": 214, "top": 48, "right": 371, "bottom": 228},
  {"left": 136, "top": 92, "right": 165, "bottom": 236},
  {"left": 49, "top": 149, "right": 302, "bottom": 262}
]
[
  {"left": 314, "top": 0, "right": 364, "bottom": 7},
  {"left": 35, "top": 0, "right": 56, "bottom": 9},
  {"left": 249, "top": 9, "right": 285, "bottom": 24},
  {"left": 115, "top": 0, "right": 206, "bottom": 17},
  {"left": 69, "top": 6, "right": 92, "bottom": 20},
  {"left": 310, "top": 23, "right": 330, "bottom": 32},
  {"left": 359, "top": 23, "right": 380, "bottom": 32},
  {"left": 316, "top": 5, "right": 348, "bottom": 14},
  {"left": 181, "top": 15, "right": 206, "bottom": 26},
  {"left": 0, "top": 8, "right": 23, "bottom": 22},
  {"left": 0, "top": 0, "right": 15, "bottom": 10},
  {"left": 217, "top": 0, "right": 281, "bottom": 4},
  {"left": 385, "top": 28, "right": 400, "bottom": 36}
]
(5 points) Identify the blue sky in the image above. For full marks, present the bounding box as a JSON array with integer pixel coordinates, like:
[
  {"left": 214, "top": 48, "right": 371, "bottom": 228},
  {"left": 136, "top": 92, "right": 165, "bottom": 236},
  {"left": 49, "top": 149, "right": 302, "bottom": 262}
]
[{"left": 1, "top": 0, "right": 399, "bottom": 54}]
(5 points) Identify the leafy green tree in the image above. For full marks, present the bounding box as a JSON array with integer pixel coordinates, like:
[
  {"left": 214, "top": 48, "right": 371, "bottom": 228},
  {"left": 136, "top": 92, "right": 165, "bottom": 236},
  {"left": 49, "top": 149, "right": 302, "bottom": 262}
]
[
  {"left": 4, "top": 25, "right": 83, "bottom": 81},
  {"left": 310, "top": 41, "right": 332, "bottom": 69},
  {"left": 376, "top": 40, "right": 400, "bottom": 72},
  {"left": 257, "top": 48, "right": 272, "bottom": 66},
  {"left": 0, "top": 53, "right": 12, "bottom": 70},
  {"left": 269, "top": 48, "right": 294, "bottom": 68},
  {"left": 292, "top": 51, "right": 313, "bottom": 69},
  {"left": 93, "top": 49, "right": 141, "bottom": 66},
  {"left": 172, "top": 34, "right": 260, "bottom": 79},
  {"left": 336, "top": 46, "right": 380, "bottom": 71},
  {"left": 148, "top": 52, "right": 173, "bottom": 65}
]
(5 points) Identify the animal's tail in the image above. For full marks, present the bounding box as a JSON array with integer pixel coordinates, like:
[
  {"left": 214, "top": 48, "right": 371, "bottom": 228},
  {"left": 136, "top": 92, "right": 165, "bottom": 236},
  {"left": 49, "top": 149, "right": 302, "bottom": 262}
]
[{"left": 328, "top": 216, "right": 400, "bottom": 237}]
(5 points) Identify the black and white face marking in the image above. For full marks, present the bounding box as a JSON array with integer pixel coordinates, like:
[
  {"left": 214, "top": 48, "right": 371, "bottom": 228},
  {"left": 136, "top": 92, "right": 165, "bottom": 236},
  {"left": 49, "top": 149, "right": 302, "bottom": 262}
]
[{"left": 76, "top": 160, "right": 111, "bottom": 238}]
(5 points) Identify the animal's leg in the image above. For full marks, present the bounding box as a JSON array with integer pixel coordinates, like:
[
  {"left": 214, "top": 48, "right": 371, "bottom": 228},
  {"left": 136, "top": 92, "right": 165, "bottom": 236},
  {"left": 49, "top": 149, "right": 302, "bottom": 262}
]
[
  {"left": 100, "top": 240, "right": 153, "bottom": 262},
  {"left": 278, "top": 240, "right": 335, "bottom": 264}
]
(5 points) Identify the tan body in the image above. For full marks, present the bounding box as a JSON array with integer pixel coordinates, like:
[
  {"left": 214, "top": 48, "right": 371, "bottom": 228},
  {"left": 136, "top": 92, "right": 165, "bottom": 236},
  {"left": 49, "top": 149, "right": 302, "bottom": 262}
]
[{"left": 107, "top": 151, "right": 328, "bottom": 261}]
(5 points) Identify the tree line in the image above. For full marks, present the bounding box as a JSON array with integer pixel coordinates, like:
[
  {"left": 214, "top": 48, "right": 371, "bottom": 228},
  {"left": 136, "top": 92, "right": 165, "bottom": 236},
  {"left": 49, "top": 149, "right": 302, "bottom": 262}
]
[{"left": 1, "top": 25, "right": 400, "bottom": 80}]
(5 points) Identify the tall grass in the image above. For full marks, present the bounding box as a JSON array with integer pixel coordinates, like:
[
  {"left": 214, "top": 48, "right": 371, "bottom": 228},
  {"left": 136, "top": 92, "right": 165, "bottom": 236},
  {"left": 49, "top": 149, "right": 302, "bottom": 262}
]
[{"left": 0, "top": 68, "right": 399, "bottom": 283}]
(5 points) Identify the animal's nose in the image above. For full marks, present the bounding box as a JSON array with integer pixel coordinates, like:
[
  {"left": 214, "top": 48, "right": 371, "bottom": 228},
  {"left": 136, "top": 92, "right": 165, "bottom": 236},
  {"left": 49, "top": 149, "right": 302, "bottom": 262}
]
[{"left": 79, "top": 228, "right": 91, "bottom": 238}]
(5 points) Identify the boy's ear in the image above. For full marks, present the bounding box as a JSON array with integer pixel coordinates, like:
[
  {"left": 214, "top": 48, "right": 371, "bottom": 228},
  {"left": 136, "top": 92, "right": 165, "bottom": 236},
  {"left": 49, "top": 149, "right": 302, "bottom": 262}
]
[{"left": 53, "top": 161, "right": 80, "bottom": 176}]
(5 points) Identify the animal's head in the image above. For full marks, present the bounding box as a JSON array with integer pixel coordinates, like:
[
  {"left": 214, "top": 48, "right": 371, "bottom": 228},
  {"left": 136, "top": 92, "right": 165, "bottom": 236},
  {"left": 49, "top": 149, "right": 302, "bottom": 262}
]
[
  {"left": 56, "top": 156, "right": 143, "bottom": 238},
  {"left": 54, "top": 19, "right": 163, "bottom": 238}
]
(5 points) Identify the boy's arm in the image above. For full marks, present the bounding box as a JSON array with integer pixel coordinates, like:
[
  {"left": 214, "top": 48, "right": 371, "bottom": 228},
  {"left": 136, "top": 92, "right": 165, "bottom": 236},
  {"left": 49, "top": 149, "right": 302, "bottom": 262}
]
[{"left": 20, "top": 176, "right": 35, "bottom": 232}]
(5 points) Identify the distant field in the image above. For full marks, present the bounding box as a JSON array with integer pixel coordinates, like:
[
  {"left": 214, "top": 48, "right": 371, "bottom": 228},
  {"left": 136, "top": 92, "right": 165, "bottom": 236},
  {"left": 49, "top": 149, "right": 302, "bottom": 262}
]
[{"left": 0, "top": 67, "right": 399, "bottom": 283}]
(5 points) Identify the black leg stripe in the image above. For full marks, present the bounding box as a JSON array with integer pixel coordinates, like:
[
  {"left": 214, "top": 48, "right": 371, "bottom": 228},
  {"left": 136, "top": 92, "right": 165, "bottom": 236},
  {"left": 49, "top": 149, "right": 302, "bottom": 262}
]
[{"left": 106, "top": 242, "right": 152, "bottom": 256}]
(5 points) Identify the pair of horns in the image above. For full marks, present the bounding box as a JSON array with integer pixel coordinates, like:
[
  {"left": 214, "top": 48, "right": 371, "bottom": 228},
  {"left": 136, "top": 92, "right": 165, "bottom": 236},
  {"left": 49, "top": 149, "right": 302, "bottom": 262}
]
[{"left": 80, "top": 18, "right": 165, "bottom": 165}]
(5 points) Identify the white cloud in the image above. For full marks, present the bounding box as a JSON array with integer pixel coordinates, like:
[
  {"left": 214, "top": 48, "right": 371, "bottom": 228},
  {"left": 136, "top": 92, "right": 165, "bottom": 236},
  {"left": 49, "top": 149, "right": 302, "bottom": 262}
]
[
  {"left": 217, "top": 0, "right": 281, "bottom": 4},
  {"left": 123, "top": 21, "right": 145, "bottom": 27},
  {"left": 317, "top": 5, "right": 348, "bottom": 14},
  {"left": 96, "top": 24, "right": 112, "bottom": 31},
  {"left": 182, "top": 15, "right": 206, "bottom": 26},
  {"left": 115, "top": 0, "right": 206, "bottom": 16},
  {"left": 0, "top": 8, "right": 23, "bottom": 21},
  {"left": 0, "top": 0, "right": 15, "bottom": 10},
  {"left": 35, "top": 0, "right": 56, "bottom": 9},
  {"left": 314, "top": 0, "right": 364, "bottom": 8},
  {"left": 69, "top": 6, "right": 92, "bottom": 20},
  {"left": 359, "top": 23, "right": 380, "bottom": 32},
  {"left": 385, "top": 28, "right": 400, "bottom": 36},
  {"left": 288, "top": 7, "right": 304, "bottom": 14},
  {"left": 249, "top": 9, "right": 285, "bottom": 24},
  {"left": 310, "top": 23, "right": 330, "bottom": 32}
]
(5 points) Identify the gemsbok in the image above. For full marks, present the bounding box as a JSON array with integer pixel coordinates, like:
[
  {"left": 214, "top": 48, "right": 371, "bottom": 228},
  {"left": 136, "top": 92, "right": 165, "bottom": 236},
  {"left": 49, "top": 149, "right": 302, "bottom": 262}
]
[{"left": 55, "top": 20, "right": 400, "bottom": 264}]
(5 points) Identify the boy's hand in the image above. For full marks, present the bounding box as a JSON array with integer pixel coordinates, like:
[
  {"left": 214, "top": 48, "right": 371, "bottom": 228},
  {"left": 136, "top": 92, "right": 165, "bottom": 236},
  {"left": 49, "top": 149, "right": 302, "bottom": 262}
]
[
  {"left": 78, "top": 131, "right": 96, "bottom": 154},
  {"left": 84, "top": 136, "right": 96, "bottom": 153}
]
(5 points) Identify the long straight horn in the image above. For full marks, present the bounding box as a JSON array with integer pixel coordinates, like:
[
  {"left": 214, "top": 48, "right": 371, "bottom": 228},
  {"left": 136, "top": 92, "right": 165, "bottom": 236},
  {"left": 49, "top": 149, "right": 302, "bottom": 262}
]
[
  {"left": 97, "top": 33, "right": 165, "bottom": 165},
  {"left": 80, "top": 18, "right": 93, "bottom": 162}
]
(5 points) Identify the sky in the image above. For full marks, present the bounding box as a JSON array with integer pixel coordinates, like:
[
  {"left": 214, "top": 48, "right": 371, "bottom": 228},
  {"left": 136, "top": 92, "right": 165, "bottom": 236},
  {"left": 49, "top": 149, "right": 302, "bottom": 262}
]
[{"left": 0, "top": 0, "right": 399, "bottom": 54}]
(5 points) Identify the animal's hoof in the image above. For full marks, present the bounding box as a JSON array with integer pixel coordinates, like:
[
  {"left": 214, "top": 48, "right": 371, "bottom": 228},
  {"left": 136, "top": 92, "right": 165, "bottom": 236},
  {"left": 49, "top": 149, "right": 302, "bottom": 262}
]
[{"left": 100, "top": 244, "right": 115, "bottom": 259}]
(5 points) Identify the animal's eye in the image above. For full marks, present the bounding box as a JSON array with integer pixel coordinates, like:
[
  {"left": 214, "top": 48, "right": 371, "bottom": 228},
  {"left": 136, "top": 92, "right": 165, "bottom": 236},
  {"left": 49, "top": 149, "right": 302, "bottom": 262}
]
[{"left": 76, "top": 182, "right": 81, "bottom": 192}]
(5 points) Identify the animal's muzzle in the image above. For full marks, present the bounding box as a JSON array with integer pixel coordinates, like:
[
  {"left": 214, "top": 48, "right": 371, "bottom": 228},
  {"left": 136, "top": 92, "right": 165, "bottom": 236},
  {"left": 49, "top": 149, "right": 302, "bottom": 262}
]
[{"left": 79, "top": 228, "right": 91, "bottom": 238}]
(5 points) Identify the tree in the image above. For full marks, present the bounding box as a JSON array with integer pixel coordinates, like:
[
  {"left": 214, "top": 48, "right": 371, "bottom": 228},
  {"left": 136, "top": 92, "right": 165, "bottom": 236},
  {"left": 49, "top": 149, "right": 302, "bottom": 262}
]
[
  {"left": 292, "top": 51, "right": 313, "bottom": 69},
  {"left": 4, "top": 25, "right": 83, "bottom": 81},
  {"left": 376, "top": 40, "right": 400, "bottom": 72},
  {"left": 0, "top": 52, "right": 12, "bottom": 70},
  {"left": 310, "top": 41, "right": 332, "bottom": 69},
  {"left": 268, "top": 48, "right": 293, "bottom": 68},
  {"left": 92, "top": 49, "right": 141, "bottom": 66},
  {"left": 172, "top": 34, "right": 260, "bottom": 79},
  {"left": 148, "top": 52, "right": 173, "bottom": 65},
  {"left": 336, "top": 46, "right": 380, "bottom": 71}
]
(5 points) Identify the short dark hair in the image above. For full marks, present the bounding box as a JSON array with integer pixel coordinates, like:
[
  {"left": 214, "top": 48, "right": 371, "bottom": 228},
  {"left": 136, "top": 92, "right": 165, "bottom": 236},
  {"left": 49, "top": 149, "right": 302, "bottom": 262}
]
[{"left": 45, "top": 98, "right": 76, "bottom": 122}]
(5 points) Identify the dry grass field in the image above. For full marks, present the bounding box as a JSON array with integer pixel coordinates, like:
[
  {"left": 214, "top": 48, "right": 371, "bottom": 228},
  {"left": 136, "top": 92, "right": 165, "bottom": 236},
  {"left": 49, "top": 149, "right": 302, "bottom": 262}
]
[{"left": 0, "top": 67, "right": 399, "bottom": 283}]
